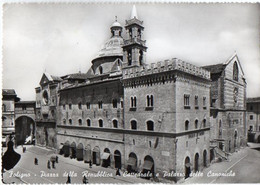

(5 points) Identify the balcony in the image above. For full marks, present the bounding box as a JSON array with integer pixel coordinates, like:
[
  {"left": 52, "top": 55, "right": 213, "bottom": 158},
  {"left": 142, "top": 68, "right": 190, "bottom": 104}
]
[{"left": 124, "top": 38, "right": 146, "bottom": 46}]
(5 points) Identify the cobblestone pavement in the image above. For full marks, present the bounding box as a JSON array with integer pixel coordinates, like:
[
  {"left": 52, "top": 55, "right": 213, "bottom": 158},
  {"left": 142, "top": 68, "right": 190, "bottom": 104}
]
[
  {"left": 2, "top": 145, "right": 155, "bottom": 184},
  {"left": 182, "top": 143, "right": 260, "bottom": 184}
]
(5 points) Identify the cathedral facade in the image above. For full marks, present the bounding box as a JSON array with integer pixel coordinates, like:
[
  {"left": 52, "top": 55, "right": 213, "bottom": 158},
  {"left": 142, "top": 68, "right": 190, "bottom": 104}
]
[{"left": 34, "top": 6, "right": 247, "bottom": 181}]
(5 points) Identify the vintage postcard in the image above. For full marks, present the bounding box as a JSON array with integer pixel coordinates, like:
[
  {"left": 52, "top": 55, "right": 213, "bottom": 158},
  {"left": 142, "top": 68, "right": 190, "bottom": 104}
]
[{"left": 1, "top": 1, "right": 260, "bottom": 184}]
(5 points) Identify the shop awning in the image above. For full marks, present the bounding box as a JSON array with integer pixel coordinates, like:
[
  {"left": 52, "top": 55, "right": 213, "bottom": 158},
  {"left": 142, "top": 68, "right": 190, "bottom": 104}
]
[
  {"left": 127, "top": 157, "right": 137, "bottom": 166},
  {"left": 185, "top": 163, "right": 192, "bottom": 168},
  {"left": 101, "top": 152, "right": 110, "bottom": 160},
  {"left": 142, "top": 160, "right": 153, "bottom": 170},
  {"left": 59, "top": 145, "right": 64, "bottom": 150}
]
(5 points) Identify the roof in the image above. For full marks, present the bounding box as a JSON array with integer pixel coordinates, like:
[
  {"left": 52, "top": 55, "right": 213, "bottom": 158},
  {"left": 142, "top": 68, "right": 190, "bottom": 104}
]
[
  {"left": 51, "top": 75, "right": 62, "bottom": 81},
  {"left": 247, "top": 97, "right": 260, "bottom": 103},
  {"left": 111, "top": 21, "right": 122, "bottom": 28},
  {"left": 62, "top": 73, "right": 89, "bottom": 80},
  {"left": 202, "top": 63, "right": 226, "bottom": 74},
  {"left": 2, "top": 89, "right": 17, "bottom": 96}
]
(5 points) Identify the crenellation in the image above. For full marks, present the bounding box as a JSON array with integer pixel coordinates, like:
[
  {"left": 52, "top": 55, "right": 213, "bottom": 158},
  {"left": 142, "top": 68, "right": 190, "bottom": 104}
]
[{"left": 123, "top": 58, "right": 210, "bottom": 80}]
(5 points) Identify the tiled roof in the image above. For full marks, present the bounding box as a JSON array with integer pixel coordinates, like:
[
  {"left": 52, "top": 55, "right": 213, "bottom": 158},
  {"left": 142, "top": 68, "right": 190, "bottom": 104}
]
[
  {"left": 51, "top": 75, "right": 62, "bottom": 81},
  {"left": 202, "top": 63, "right": 226, "bottom": 74},
  {"left": 2, "top": 89, "right": 16, "bottom": 96},
  {"left": 247, "top": 97, "right": 260, "bottom": 103}
]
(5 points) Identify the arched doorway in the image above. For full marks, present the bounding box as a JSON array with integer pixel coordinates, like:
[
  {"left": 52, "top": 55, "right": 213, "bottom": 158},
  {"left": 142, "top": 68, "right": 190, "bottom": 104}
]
[
  {"left": 184, "top": 156, "right": 191, "bottom": 179},
  {"left": 210, "top": 149, "right": 214, "bottom": 162},
  {"left": 102, "top": 148, "right": 111, "bottom": 168},
  {"left": 76, "top": 143, "right": 84, "bottom": 161},
  {"left": 234, "top": 131, "right": 238, "bottom": 148},
  {"left": 127, "top": 152, "right": 138, "bottom": 173},
  {"left": 194, "top": 153, "right": 199, "bottom": 172},
  {"left": 114, "top": 150, "right": 121, "bottom": 169},
  {"left": 64, "top": 141, "right": 70, "bottom": 157},
  {"left": 15, "top": 116, "right": 35, "bottom": 145},
  {"left": 70, "top": 142, "right": 76, "bottom": 159},
  {"left": 92, "top": 146, "right": 100, "bottom": 166},
  {"left": 203, "top": 150, "right": 207, "bottom": 167},
  {"left": 142, "top": 155, "right": 154, "bottom": 179},
  {"left": 84, "top": 145, "right": 91, "bottom": 163}
]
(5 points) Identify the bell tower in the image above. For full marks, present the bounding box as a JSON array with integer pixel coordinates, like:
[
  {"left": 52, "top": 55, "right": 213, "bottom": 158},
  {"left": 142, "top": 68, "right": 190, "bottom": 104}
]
[{"left": 122, "top": 5, "right": 147, "bottom": 68}]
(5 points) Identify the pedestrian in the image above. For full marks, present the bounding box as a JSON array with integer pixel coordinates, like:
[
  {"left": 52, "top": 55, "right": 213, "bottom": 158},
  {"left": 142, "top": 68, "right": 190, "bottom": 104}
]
[
  {"left": 82, "top": 176, "right": 88, "bottom": 184},
  {"left": 47, "top": 160, "right": 51, "bottom": 169},
  {"left": 23, "top": 147, "right": 26, "bottom": 153},
  {"left": 66, "top": 175, "right": 71, "bottom": 184},
  {"left": 52, "top": 160, "right": 55, "bottom": 169},
  {"left": 56, "top": 156, "right": 58, "bottom": 163},
  {"left": 116, "top": 168, "right": 121, "bottom": 176},
  {"left": 89, "top": 160, "right": 92, "bottom": 168},
  {"left": 34, "top": 158, "right": 38, "bottom": 165}
]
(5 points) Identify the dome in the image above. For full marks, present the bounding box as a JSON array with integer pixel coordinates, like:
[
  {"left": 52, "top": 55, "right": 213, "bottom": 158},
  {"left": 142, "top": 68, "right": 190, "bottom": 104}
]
[
  {"left": 94, "top": 36, "right": 124, "bottom": 60},
  {"left": 111, "top": 21, "right": 122, "bottom": 28}
]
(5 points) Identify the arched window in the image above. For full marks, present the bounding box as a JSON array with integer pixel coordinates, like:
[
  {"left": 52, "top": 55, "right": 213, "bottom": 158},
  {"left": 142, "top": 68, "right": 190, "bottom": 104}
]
[
  {"left": 87, "top": 119, "right": 91, "bottom": 126},
  {"left": 78, "top": 102, "right": 82, "bottom": 109},
  {"left": 113, "top": 120, "right": 118, "bottom": 128},
  {"left": 127, "top": 50, "right": 132, "bottom": 66},
  {"left": 78, "top": 119, "right": 82, "bottom": 125},
  {"left": 99, "top": 119, "right": 103, "bottom": 127},
  {"left": 69, "top": 119, "right": 72, "bottom": 125},
  {"left": 203, "top": 119, "right": 206, "bottom": 128},
  {"left": 195, "top": 120, "right": 198, "bottom": 129},
  {"left": 99, "top": 66, "right": 103, "bottom": 74},
  {"left": 63, "top": 119, "right": 66, "bottom": 125},
  {"left": 233, "top": 62, "right": 239, "bottom": 81},
  {"left": 147, "top": 120, "right": 154, "bottom": 131},
  {"left": 185, "top": 120, "right": 189, "bottom": 131},
  {"left": 131, "top": 120, "right": 137, "bottom": 130}
]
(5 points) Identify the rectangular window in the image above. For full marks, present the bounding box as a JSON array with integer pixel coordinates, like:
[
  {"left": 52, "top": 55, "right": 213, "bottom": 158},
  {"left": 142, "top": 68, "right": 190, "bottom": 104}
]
[
  {"left": 69, "top": 104, "right": 72, "bottom": 110},
  {"left": 203, "top": 97, "right": 206, "bottom": 109},
  {"left": 98, "top": 101, "right": 103, "bottom": 109},
  {"left": 130, "top": 96, "right": 137, "bottom": 111},
  {"left": 113, "top": 99, "right": 117, "bottom": 108},
  {"left": 86, "top": 102, "right": 90, "bottom": 109},
  {"left": 250, "top": 115, "right": 253, "bottom": 120},
  {"left": 184, "top": 94, "right": 190, "bottom": 109},
  {"left": 195, "top": 95, "right": 199, "bottom": 109}
]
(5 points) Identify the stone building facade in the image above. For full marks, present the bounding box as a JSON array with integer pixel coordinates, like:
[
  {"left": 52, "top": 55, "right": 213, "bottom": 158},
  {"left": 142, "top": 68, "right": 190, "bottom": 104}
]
[
  {"left": 2, "top": 89, "right": 20, "bottom": 138},
  {"left": 247, "top": 97, "right": 260, "bottom": 143},
  {"left": 203, "top": 54, "right": 247, "bottom": 157},
  {"left": 34, "top": 5, "right": 247, "bottom": 182}
]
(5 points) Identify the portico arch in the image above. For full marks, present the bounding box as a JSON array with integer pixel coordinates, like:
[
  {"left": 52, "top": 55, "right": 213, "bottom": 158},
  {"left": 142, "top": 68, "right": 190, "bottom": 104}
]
[{"left": 15, "top": 116, "right": 35, "bottom": 145}]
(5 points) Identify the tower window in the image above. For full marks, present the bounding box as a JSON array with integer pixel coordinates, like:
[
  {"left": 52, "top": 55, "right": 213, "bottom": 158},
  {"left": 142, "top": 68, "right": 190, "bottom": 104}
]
[
  {"left": 139, "top": 50, "right": 143, "bottom": 65},
  {"left": 131, "top": 120, "right": 137, "bottom": 130},
  {"left": 130, "top": 96, "right": 137, "bottom": 108},
  {"left": 233, "top": 62, "right": 239, "bottom": 81},
  {"left": 99, "top": 119, "right": 103, "bottom": 127},
  {"left": 129, "top": 28, "right": 133, "bottom": 38},
  {"left": 127, "top": 50, "right": 132, "bottom": 65},
  {"left": 137, "top": 29, "right": 141, "bottom": 39},
  {"left": 203, "top": 97, "right": 206, "bottom": 109},
  {"left": 99, "top": 66, "right": 103, "bottom": 74},
  {"left": 146, "top": 120, "right": 154, "bottom": 131},
  {"left": 250, "top": 115, "right": 253, "bottom": 120}
]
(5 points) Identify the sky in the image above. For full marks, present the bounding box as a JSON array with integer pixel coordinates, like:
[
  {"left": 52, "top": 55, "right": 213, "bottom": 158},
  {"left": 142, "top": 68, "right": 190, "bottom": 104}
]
[{"left": 2, "top": 3, "right": 260, "bottom": 100}]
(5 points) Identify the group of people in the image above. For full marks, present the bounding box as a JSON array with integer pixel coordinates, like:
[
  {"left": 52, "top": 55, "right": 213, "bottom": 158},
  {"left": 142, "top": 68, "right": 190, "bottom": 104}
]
[{"left": 33, "top": 155, "right": 59, "bottom": 170}]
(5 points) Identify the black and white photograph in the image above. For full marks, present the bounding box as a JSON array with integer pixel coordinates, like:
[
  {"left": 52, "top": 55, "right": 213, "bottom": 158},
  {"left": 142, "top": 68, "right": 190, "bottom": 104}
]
[{"left": 1, "top": 1, "right": 260, "bottom": 184}]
